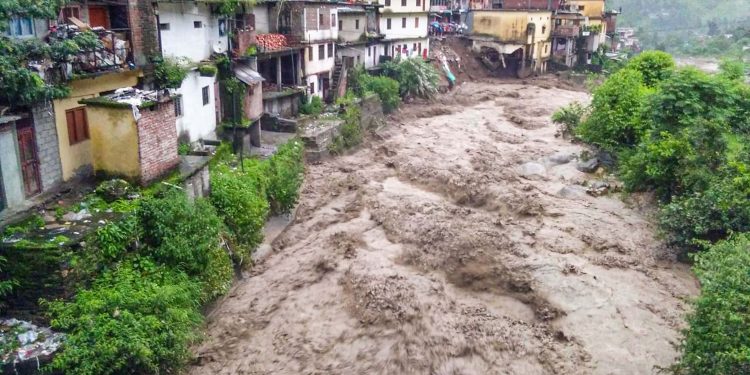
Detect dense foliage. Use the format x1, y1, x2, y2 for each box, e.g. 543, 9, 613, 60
678, 234, 750, 375
153, 56, 189, 89
381, 58, 440, 98
45, 259, 203, 375
300, 95, 324, 116
265, 139, 305, 214
564, 50, 750, 373
349, 65, 401, 113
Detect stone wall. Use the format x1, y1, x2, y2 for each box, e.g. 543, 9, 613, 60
137, 102, 180, 185
31, 103, 63, 192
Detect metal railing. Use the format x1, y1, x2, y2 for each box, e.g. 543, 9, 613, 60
73, 28, 132, 74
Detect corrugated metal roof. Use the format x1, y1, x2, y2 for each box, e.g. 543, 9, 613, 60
234, 63, 265, 85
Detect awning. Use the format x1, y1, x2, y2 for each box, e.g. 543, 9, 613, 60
233, 63, 265, 85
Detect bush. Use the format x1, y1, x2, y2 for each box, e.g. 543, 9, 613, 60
138, 192, 223, 276
382, 58, 439, 98
718, 59, 747, 82
153, 56, 189, 89
576, 68, 651, 152
362, 75, 401, 113
210, 160, 270, 262
329, 103, 363, 155
625, 50, 675, 87
551, 101, 586, 137
300, 95, 324, 116
198, 247, 234, 302
265, 139, 305, 214
678, 234, 750, 375
45, 260, 203, 375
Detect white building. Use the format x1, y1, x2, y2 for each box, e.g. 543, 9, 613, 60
378, 0, 430, 59
300, 3, 339, 100
337, 4, 386, 69
157, 2, 223, 143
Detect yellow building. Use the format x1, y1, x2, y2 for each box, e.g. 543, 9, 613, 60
467, 9, 553, 77
52, 70, 141, 181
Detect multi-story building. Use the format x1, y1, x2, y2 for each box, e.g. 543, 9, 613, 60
337, 4, 386, 69
156, 1, 223, 144
379, 0, 430, 59
466, 9, 552, 76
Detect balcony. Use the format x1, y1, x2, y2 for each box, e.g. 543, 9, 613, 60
552, 25, 580, 38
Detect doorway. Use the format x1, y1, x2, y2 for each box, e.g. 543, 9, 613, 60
87, 6, 109, 29
16, 119, 41, 197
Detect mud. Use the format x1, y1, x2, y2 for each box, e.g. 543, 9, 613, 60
189, 80, 698, 375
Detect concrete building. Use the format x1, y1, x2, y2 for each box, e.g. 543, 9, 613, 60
379, 0, 430, 59
466, 9, 552, 76
156, 1, 222, 143
337, 4, 386, 69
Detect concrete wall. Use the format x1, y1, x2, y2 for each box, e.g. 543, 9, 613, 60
380, 0, 427, 14
380, 14, 429, 40
304, 42, 335, 75
175, 71, 217, 143
53, 70, 141, 181
159, 2, 222, 63
263, 93, 301, 117
303, 7, 338, 42
254, 6, 270, 33
87, 106, 140, 179
244, 82, 264, 121
0, 126, 24, 209
469, 10, 552, 44
31, 104, 63, 191
566, 0, 605, 19
339, 13, 367, 42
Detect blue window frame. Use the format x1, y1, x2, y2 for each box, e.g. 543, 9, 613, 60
8, 17, 34, 37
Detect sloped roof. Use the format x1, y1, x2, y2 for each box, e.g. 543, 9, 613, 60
234, 63, 265, 85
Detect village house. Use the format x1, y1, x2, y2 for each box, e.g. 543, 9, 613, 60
379, 0, 431, 59
155, 0, 223, 144
336, 3, 386, 69
466, 9, 552, 76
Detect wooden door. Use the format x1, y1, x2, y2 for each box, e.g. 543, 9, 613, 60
87, 6, 109, 28
16, 120, 42, 197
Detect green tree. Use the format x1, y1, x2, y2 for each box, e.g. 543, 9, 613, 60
624, 50, 675, 87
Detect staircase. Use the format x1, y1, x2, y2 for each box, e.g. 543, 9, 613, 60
331, 57, 353, 101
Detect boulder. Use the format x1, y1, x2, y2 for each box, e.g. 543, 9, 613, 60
518, 162, 546, 179
576, 158, 599, 173
547, 152, 575, 166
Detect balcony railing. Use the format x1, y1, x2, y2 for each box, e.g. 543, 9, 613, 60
552, 25, 580, 38
73, 29, 132, 74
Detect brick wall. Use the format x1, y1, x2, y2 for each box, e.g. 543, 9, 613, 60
136, 101, 179, 185
31, 103, 63, 191
128, 0, 159, 84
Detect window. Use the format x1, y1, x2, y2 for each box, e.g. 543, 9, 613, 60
7, 17, 33, 37
331, 14, 336, 29
417, 0, 421, 6
368, 46, 372, 56
402, 18, 406, 28
413, 43, 417, 52
544, 44, 548, 53
542, 25, 546, 34
202, 86, 210, 106
65, 107, 89, 145
159, 23, 170, 31
194, 21, 202, 28
174, 95, 183, 117
61, 6, 80, 21
318, 44, 324, 60
338, 20, 342, 31
308, 46, 313, 61
355, 19, 359, 29
387, 18, 391, 30
328, 43, 333, 57
319, 13, 324, 28
418, 42, 422, 54
310, 81, 315, 94
415, 17, 419, 28
385, 0, 391, 6
401, 0, 406, 6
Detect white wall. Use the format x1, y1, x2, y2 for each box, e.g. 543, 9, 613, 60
175, 71, 217, 143
380, 14, 428, 40
254, 6, 270, 33
380, 0, 427, 14
339, 13, 366, 42
303, 42, 336, 76
385, 38, 430, 58
159, 3, 224, 63
305, 73, 332, 99
337, 43, 387, 68
304, 8, 339, 42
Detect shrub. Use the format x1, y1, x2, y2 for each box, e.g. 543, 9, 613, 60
94, 215, 139, 261
153, 56, 189, 89
198, 247, 234, 303
329, 103, 362, 155
718, 59, 747, 82
198, 64, 217, 77
265, 139, 305, 214
210, 160, 270, 262
382, 58, 439, 98
45, 260, 203, 375
138, 192, 223, 275
625, 50, 675, 87
362, 75, 401, 113
576, 68, 651, 152
551, 101, 586, 137
678, 234, 750, 375
300, 95, 324, 116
